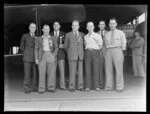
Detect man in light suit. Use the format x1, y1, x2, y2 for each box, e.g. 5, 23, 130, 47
64, 20, 84, 92
35, 24, 58, 93
97, 21, 108, 89
20, 22, 38, 94
51, 21, 66, 90
104, 18, 127, 92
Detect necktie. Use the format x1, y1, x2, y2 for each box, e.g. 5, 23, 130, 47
55, 31, 58, 38
74, 31, 77, 37
101, 31, 104, 39
110, 30, 114, 45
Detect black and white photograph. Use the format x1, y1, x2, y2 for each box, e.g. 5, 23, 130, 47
4, 4, 147, 111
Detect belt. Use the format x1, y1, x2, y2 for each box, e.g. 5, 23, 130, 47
107, 46, 121, 49
86, 48, 99, 51
43, 51, 51, 53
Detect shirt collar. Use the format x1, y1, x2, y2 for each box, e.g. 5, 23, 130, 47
73, 31, 79, 35
54, 30, 59, 34
88, 32, 95, 36
42, 34, 51, 39
30, 32, 35, 36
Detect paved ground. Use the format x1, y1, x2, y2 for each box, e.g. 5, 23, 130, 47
4, 55, 146, 111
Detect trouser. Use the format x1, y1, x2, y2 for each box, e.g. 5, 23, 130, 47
23, 61, 38, 91
99, 49, 105, 88
38, 52, 55, 92
105, 47, 124, 90
85, 49, 100, 89
58, 59, 66, 89
132, 54, 146, 77
68, 59, 84, 89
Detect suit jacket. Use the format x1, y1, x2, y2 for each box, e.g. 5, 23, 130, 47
97, 30, 108, 55
34, 35, 58, 62
20, 33, 37, 62
50, 31, 66, 60
64, 31, 84, 60
50, 31, 65, 45
130, 37, 144, 56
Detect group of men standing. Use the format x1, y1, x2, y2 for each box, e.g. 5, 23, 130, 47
20, 18, 127, 94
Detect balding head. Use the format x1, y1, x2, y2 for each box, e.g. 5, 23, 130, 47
86, 22, 95, 33
72, 20, 80, 32
29, 22, 36, 33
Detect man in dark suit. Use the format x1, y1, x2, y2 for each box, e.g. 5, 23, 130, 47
97, 21, 108, 89
35, 24, 58, 93
20, 22, 38, 94
64, 20, 84, 92
50, 22, 66, 90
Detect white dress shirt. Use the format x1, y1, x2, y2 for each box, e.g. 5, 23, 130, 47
54, 31, 60, 37
84, 32, 103, 49
42, 35, 51, 51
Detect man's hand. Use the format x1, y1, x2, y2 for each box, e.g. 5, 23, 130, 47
59, 44, 64, 48
123, 50, 127, 55
35, 59, 39, 65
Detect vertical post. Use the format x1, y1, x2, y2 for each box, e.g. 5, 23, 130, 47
144, 11, 147, 73
35, 8, 39, 36
38, 18, 41, 36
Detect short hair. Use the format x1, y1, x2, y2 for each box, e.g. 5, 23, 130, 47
99, 20, 105, 25
109, 18, 117, 23
135, 31, 141, 35
43, 24, 50, 29
29, 22, 36, 27
72, 20, 79, 25
87, 21, 94, 26
53, 21, 60, 26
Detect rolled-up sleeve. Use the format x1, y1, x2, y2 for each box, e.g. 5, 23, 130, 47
121, 31, 127, 50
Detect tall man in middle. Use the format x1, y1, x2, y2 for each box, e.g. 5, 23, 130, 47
51, 21, 66, 90
35, 24, 58, 93
84, 22, 103, 91
64, 20, 84, 92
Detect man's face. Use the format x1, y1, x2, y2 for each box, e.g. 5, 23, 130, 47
109, 20, 117, 30
99, 21, 105, 30
135, 32, 140, 37
87, 22, 94, 33
42, 25, 50, 35
53, 22, 60, 31
29, 23, 36, 33
72, 21, 79, 31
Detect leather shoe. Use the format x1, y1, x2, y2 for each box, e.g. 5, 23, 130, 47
24, 90, 31, 94
85, 88, 90, 91
38, 91, 45, 94
116, 90, 123, 93
69, 89, 75, 92
60, 88, 67, 90
48, 90, 55, 93
95, 88, 101, 91
78, 88, 84, 91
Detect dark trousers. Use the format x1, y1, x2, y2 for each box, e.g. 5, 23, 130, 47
23, 61, 38, 91
68, 60, 84, 89
85, 49, 100, 89
99, 50, 105, 88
